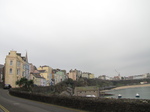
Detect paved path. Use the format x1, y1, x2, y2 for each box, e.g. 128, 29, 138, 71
0, 89, 86, 112
0, 105, 6, 112
0, 109, 4, 112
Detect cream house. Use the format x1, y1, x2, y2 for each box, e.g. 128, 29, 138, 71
4, 51, 29, 88
30, 73, 46, 86
82, 72, 89, 78
37, 65, 52, 86
68, 69, 82, 81
88, 73, 95, 79
82, 72, 95, 79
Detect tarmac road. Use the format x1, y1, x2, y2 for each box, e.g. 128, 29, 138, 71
0, 88, 86, 112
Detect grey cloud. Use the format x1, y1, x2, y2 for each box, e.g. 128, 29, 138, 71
0, 0, 150, 77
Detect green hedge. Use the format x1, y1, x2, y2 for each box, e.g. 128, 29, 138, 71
9, 89, 150, 112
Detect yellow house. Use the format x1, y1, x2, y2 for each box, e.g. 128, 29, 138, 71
68, 70, 77, 81
89, 74, 95, 79
68, 69, 82, 81
4, 51, 29, 88
37, 65, 52, 86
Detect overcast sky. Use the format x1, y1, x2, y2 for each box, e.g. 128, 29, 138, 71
0, 0, 150, 77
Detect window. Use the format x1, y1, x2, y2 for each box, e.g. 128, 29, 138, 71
17, 69, 20, 75
26, 65, 29, 69
22, 71, 25, 77
23, 65, 25, 69
10, 68, 12, 74
10, 60, 13, 65
17, 61, 20, 67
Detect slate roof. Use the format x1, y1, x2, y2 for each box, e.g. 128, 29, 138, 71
32, 74, 45, 79
38, 70, 46, 73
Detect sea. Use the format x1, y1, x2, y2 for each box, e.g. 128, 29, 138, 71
105, 86, 150, 99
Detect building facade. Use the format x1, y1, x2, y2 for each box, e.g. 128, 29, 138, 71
53, 69, 67, 85
37, 65, 52, 86
30, 73, 46, 86
88, 73, 95, 79
82, 72, 90, 79
4, 51, 29, 87
68, 69, 82, 81
74, 86, 99, 97
133, 74, 147, 80
29, 63, 37, 74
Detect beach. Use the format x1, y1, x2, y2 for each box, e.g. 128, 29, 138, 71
102, 84, 150, 92
112, 84, 150, 90
103, 84, 150, 99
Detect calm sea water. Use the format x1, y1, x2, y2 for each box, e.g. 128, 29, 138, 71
105, 86, 150, 99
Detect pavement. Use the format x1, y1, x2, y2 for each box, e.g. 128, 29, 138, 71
0, 109, 4, 112
0, 106, 4, 112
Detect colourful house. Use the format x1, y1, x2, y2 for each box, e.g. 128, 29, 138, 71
53, 69, 67, 84
4, 51, 29, 88
37, 65, 52, 86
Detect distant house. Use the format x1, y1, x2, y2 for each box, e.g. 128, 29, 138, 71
82, 72, 89, 79
30, 73, 46, 86
68, 69, 82, 81
74, 86, 99, 97
124, 76, 133, 80
146, 73, 150, 78
124, 73, 150, 80
113, 75, 122, 80
29, 63, 37, 73
68, 69, 76, 80
98, 75, 107, 80
82, 72, 95, 79
133, 74, 146, 80
88, 74, 94, 79
37, 65, 53, 86
53, 69, 67, 85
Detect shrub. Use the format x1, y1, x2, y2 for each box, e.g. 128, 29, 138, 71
9, 89, 150, 112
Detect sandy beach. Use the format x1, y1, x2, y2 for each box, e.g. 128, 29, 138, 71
112, 84, 150, 90
102, 84, 150, 92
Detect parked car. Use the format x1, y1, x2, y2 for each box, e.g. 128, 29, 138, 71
3, 84, 11, 89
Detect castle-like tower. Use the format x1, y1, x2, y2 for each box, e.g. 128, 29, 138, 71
4, 51, 30, 87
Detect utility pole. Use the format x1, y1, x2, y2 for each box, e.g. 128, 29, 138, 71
115, 69, 120, 76
115, 69, 122, 80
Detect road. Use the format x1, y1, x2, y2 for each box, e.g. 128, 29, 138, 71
0, 89, 86, 112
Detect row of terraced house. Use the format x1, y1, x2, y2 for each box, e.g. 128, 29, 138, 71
0, 51, 95, 88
